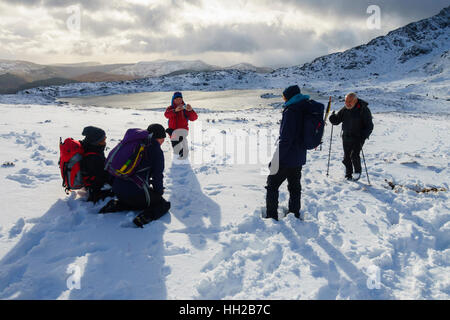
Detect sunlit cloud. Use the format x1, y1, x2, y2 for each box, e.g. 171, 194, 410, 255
0, 0, 447, 67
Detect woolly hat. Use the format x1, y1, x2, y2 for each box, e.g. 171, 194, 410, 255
282, 85, 301, 101
147, 123, 167, 139
171, 91, 184, 106
82, 126, 106, 145
173, 91, 183, 99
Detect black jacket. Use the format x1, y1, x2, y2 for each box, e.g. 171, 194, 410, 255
329, 99, 374, 141
80, 141, 111, 193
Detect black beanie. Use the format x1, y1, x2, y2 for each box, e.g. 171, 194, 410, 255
283, 85, 301, 101
147, 123, 167, 139
82, 126, 106, 145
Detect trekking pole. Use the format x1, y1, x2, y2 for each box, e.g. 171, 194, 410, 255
361, 146, 371, 185
321, 96, 332, 151
326, 124, 334, 176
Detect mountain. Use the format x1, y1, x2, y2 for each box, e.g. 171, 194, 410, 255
72, 72, 136, 83
1, 6, 448, 102
0, 59, 43, 75
280, 6, 449, 81
225, 63, 273, 73
16, 77, 79, 93
0, 59, 272, 92
49, 62, 102, 67
109, 60, 221, 78
0, 73, 28, 94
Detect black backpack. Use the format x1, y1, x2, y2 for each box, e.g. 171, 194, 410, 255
301, 100, 325, 150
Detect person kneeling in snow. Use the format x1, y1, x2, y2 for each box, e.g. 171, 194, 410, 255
164, 91, 198, 159
99, 124, 171, 228
329, 92, 373, 181
80, 126, 114, 203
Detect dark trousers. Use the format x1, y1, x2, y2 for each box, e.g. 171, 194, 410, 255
342, 139, 364, 177
265, 166, 302, 218
117, 188, 170, 221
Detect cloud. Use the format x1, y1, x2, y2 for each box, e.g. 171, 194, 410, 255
116, 22, 319, 55
0, 0, 448, 67
266, 0, 449, 20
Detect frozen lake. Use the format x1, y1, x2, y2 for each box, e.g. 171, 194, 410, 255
58, 89, 322, 111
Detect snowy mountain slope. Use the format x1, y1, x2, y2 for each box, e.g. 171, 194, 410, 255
0, 102, 448, 299
279, 6, 450, 81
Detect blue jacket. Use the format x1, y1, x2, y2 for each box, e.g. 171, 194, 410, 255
112, 137, 165, 199
278, 93, 309, 168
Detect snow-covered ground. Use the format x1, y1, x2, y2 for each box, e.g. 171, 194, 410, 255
0, 99, 448, 299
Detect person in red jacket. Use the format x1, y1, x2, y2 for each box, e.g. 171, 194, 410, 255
164, 91, 198, 157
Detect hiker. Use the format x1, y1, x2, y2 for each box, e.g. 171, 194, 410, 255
329, 92, 374, 181
265, 85, 309, 221
164, 91, 198, 158
79, 126, 114, 203
99, 124, 171, 228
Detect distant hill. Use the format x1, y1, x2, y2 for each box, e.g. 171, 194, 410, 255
0, 58, 274, 93
72, 72, 136, 82
225, 63, 273, 73
0, 73, 28, 94
109, 60, 222, 78
49, 62, 102, 67
16, 77, 79, 93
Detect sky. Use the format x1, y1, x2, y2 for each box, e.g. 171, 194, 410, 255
0, 0, 449, 68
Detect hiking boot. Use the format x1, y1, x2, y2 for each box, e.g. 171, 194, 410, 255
133, 212, 152, 228
290, 212, 301, 219
99, 199, 129, 214
263, 212, 279, 221
352, 173, 361, 181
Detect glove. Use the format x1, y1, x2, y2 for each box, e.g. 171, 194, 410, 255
329, 111, 337, 124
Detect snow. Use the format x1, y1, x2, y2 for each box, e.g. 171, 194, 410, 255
0, 99, 448, 300
0, 6, 449, 300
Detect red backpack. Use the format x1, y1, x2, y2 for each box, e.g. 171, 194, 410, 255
59, 138, 98, 193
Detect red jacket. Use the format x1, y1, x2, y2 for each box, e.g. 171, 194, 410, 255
164, 105, 198, 131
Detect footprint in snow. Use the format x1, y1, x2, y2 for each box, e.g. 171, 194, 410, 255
6, 168, 59, 188
8, 218, 26, 239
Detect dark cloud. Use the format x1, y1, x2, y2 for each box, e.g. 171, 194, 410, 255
117, 22, 317, 55
1, 0, 448, 66
267, 0, 450, 23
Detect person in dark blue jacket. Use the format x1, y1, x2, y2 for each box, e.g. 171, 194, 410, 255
265, 85, 308, 221
99, 124, 170, 227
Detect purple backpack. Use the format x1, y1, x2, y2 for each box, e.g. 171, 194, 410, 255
105, 128, 153, 187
